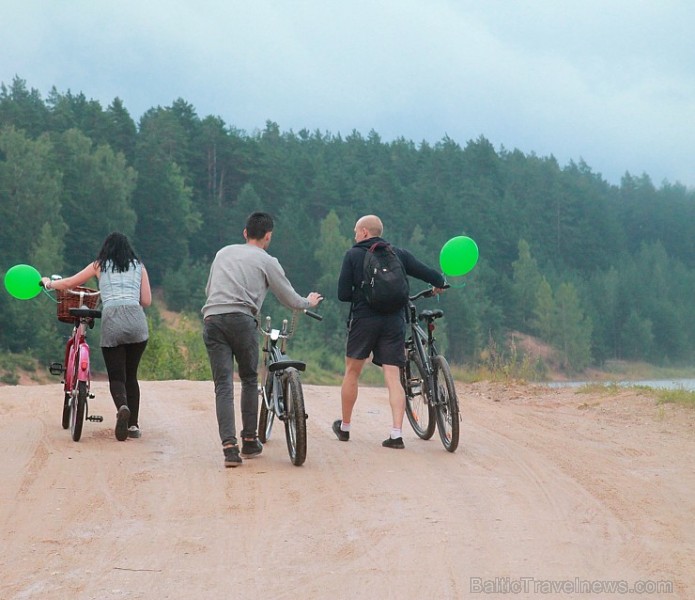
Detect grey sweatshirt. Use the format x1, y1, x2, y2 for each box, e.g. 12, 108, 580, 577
202, 243, 311, 319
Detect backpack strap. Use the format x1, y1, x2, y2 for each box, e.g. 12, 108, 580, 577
368, 241, 391, 253
350, 243, 381, 326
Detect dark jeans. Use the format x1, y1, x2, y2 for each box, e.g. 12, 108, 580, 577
101, 340, 148, 427
203, 313, 259, 447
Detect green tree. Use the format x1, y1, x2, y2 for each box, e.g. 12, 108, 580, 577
532, 278, 555, 341
105, 97, 137, 163
511, 239, 543, 330
46, 88, 110, 146
308, 210, 352, 358
54, 129, 137, 271
0, 77, 50, 136
0, 127, 63, 267
585, 266, 622, 363
132, 109, 202, 283
162, 258, 209, 313
31, 221, 67, 277
620, 310, 654, 360
553, 282, 592, 372
133, 159, 199, 283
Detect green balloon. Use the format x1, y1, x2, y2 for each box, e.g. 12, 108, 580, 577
439, 236, 479, 277
3, 264, 42, 300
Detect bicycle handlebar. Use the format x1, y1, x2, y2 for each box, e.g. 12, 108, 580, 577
39, 278, 101, 297
63, 288, 101, 297
262, 308, 323, 338
409, 283, 450, 302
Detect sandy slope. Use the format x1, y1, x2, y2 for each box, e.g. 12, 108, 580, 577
1, 379, 693, 599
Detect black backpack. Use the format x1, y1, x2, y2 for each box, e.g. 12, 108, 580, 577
360, 242, 409, 313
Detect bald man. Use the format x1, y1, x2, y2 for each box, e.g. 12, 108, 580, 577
335, 214, 446, 449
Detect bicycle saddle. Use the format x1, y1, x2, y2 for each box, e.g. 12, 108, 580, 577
418, 309, 444, 321
268, 359, 307, 373
69, 308, 103, 320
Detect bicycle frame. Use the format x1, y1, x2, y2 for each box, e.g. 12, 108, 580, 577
63, 319, 92, 387
404, 291, 443, 401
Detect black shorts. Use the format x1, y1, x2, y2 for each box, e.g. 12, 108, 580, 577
345, 313, 406, 367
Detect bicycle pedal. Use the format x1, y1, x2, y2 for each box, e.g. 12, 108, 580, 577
87, 415, 103, 422
49, 362, 64, 376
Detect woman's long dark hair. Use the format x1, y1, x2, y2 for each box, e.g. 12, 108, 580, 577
95, 232, 140, 273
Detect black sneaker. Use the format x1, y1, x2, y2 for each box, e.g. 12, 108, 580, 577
128, 426, 141, 439
241, 438, 263, 458
115, 405, 130, 441
332, 419, 349, 442
382, 436, 405, 449
223, 445, 242, 468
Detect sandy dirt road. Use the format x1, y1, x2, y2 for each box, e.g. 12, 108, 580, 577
1, 379, 694, 599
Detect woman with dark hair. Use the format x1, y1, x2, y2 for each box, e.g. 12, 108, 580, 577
41, 232, 151, 441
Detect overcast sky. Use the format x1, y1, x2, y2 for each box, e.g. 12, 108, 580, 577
2, 0, 694, 188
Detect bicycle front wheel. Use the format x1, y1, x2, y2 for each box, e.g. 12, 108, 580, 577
433, 355, 459, 452
70, 380, 87, 442
402, 351, 435, 440
283, 369, 307, 466
61, 392, 70, 429
258, 378, 275, 443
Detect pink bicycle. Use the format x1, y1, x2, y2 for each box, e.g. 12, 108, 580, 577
44, 281, 103, 441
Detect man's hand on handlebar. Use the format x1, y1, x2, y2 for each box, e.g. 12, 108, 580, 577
307, 292, 323, 307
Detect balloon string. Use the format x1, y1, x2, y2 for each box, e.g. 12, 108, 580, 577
42, 288, 59, 303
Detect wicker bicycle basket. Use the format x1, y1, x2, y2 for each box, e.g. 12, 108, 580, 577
56, 286, 100, 323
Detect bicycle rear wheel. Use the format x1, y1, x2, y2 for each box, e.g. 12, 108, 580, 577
283, 369, 307, 466
258, 378, 275, 443
433, 355, 459, 452
402, 351, 435, 440
70, 380, 87, 442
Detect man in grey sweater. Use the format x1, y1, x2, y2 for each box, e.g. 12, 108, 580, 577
202, 212, 323, 468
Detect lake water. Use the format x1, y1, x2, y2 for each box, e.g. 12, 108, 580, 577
545, 379, 695, 391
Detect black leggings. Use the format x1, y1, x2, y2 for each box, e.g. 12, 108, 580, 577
102, 341, 148, 427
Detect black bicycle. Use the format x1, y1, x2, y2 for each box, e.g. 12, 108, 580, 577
258, 309, 322, 466
400, 285, 460, 452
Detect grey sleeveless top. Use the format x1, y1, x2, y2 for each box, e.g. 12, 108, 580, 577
99, 261, 149, 347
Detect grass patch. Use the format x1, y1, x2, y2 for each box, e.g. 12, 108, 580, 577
655, 387, 695, 407
139, 313, 211, 381
0, 351, 44, 385
474, 335, 550, 383
573, 381, 695, 409
575, 382, 622, 395
600, 360, 695, 381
